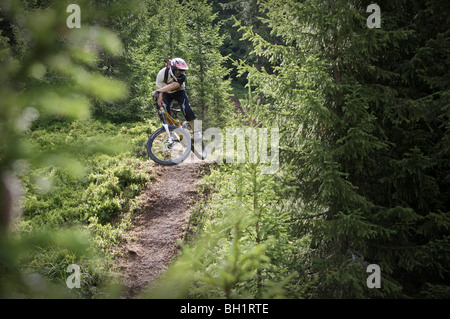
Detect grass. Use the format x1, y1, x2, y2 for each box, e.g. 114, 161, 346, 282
2, 118, 160, 298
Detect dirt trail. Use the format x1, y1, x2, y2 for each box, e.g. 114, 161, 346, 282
118, 156, 204, 298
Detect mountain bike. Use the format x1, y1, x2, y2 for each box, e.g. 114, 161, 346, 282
146, 102, 206, 165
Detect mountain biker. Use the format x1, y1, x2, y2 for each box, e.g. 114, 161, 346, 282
153, 58, 202, 141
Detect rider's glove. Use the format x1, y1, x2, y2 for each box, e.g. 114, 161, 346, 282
152, 90, 160, 102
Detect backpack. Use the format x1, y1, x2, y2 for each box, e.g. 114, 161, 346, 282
163, 59, 171, 84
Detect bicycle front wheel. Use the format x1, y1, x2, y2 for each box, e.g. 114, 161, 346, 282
146, 126, 191, 165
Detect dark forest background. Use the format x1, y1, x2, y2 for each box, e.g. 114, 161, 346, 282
0, 0, 449, 298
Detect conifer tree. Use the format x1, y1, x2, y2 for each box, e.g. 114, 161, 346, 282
0, 0, 129, 297
93, 0, 156, 122
184, 0, 234, 128
152, 0, 188, 59
238, 0, 450, 298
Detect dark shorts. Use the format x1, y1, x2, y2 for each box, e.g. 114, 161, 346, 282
162, 90, 196, 122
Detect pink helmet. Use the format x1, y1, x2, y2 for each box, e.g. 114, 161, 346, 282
170, 58, 189, 72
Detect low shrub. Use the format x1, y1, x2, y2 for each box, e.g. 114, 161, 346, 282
9, 119, 158, 297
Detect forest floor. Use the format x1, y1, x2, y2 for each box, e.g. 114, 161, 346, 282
117, 154, 205, 298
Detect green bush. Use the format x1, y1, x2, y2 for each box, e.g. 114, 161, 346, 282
8, 119, 157, 297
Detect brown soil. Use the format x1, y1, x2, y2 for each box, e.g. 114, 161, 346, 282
118, 155, 205, 298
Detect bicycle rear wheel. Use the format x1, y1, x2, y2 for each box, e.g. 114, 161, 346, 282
192, 140, 207, 160
182, 121, 207, 160
146, 126, 191, 165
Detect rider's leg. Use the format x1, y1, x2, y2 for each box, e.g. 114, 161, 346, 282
189, 120, 202, 141
175, 91, 202, 141
162, 92, 174, 115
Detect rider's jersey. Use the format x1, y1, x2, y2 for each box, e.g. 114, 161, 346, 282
156, 67, 186, 93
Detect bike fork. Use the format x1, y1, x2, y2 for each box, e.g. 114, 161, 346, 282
162, 124, 172, 143
159, 110, 173, 143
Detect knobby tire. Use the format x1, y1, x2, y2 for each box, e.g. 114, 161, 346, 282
146, 126, 191, 166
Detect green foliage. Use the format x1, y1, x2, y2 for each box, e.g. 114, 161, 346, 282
4, 119, 156, 297
147, 211, 269, 298
144, 87, 301, 299
93, 0, 159, 122
0, 0, 238, 298
237, 0, 450, 298
21, 119, 156, 227
0, 227, 120, 298
93, 0, 235, 126
0, 0, 138, 297
0, 0, 129, 220
2, 0, 447, 300
212, 0, 275, 87
183, 0, 235, 128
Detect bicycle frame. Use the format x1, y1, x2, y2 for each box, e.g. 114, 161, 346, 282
156, 104, 185, 143
147, 103, 206, 164
157, 104, 182, 127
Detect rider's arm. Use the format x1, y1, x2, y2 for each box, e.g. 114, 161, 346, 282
159, 81, 180, 93
155, 82, 181, 105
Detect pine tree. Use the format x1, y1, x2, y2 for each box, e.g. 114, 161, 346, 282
151, 0, 188, 59
0, 0, 129, 297
238, 0, 450, 298
184, 0, 234, 128
93, 0, 156, 122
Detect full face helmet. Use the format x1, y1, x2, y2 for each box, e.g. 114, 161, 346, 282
169, 58, 189, 79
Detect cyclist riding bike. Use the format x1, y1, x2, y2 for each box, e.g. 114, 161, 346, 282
153, 58, 202, 141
